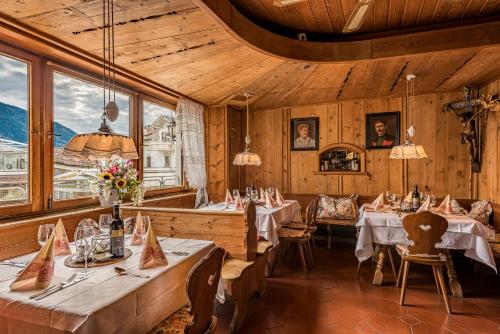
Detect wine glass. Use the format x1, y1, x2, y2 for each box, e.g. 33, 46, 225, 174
429, 194, 437, 208
37, 224, 55, 248
98, 214, 112, 234
245, 186, 252, 198
385, 191, 393, 206
232, 189, 239, 200
267, 187, 275, 198
74, 226, 96, 277
391, 194, 401, 209
250, 189, 258, 202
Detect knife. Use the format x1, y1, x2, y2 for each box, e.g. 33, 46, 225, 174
164, 251, 189, 256
34, 275, 88, 300
0, 260, 28, 268
30, 273, 77, 299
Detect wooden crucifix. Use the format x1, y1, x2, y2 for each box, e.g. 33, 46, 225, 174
443, 85, 499, 173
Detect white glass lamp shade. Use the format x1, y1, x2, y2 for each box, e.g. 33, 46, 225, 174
62, 132, 139, 161
389, 143, 427, 160
233, 149, 262, 166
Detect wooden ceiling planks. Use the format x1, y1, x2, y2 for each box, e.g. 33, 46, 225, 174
0, 0, 500, 110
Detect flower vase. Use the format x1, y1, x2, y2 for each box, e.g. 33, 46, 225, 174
99, 188, 119, 208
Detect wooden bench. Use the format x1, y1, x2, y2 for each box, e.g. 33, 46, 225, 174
121, 201, 260, 333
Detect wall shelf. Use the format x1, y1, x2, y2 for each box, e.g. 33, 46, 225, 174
316, 143, 366, 175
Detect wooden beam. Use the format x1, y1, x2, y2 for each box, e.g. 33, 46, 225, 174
192, 0, 500, 63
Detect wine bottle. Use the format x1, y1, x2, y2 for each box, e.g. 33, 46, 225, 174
412, 185, 420, 212
110, 204, 125, 258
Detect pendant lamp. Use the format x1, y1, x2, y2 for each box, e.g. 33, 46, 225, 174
63, 0, 138, 161
390, 74, 427, 160
233, 94, 261, 166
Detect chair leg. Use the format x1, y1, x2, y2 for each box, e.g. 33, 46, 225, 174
396, 259, 403, 288
297, 243, 309, 279
435, 265, 452, 314
399, 260, 410, 305
432, 266, 441, 295
305, 239, 314, 269
311, 234, 318, 256
387, 247, 397, 279
356, 261, 362, 276
326, 225, 332, 249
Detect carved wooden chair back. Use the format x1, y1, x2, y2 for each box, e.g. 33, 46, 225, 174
310, 196, 320, 228
402, 211, 448, 256
304, 199, 315, 228
185, 246, 225, 334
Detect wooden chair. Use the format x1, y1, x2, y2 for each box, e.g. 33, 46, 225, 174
283, 196, 319, 254
149, 247, 225, 334
277, 199, 316, 278
396, 211, 452, 314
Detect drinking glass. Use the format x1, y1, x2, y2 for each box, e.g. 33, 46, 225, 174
385, 191, 392, 206
429, 195, 437, 208
232, 189, 239, 200
74, 226, 96, 277
37, 224, 55, 248
391, 194, 401, 209
245, 186, 252, 198
250, 189, 258, 202
267, 187, 275, 197
98, 214, 113, 234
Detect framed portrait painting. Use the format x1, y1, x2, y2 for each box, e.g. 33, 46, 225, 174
365, 112, 400, 150
290, 117, 319, 151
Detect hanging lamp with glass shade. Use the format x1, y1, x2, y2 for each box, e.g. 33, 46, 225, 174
233, 93, 262, 166
390, 74, 427, 160
63, 0, 138, 161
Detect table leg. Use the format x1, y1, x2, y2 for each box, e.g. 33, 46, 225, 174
444, 250, 463, 298
373, 245, 387, 285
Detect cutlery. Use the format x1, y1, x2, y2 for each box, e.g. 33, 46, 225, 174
0, 260, 28, 268
30, 273, 77, 299
33, 275, 88, 300
114, 267, 150, 278
164, 250, 189, 256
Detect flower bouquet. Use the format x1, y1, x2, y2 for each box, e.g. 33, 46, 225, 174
90, 160, 146, 207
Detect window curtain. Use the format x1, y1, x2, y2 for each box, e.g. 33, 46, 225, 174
176, 97, 208, 208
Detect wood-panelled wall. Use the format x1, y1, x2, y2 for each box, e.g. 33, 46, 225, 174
479, 80, 500, 203
242, 91, 479, 198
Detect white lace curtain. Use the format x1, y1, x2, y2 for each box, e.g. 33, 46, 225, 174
176, 97, 208, 208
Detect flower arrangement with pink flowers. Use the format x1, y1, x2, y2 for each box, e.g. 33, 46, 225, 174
90, 160, 145, 206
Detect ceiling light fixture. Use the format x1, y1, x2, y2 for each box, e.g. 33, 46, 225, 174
233, 93, 262, 166
63, 0, 138, 161
342, 0, 375, 33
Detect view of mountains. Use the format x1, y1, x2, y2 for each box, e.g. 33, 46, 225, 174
0, 101, 76, 147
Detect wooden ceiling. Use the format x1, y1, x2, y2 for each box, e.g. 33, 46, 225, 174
232, 0, 500, 38
1, 0, 500, 110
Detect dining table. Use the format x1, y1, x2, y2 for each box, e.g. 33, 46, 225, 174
355, 205, 496, 297
0, 237, 216, 334
201, 200, 302, 246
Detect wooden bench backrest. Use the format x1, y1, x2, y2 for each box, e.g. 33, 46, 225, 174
122, 202, 257, 262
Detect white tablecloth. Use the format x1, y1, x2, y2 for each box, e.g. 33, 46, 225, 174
0, 238, 215, 334
202, 200, 302, 245
355, 208, 497, 271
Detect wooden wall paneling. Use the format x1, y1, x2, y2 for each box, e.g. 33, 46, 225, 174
227, 106, 244, 191
207, 105, 227, 202
281, 107, 291, 193
479, 79, 500, 203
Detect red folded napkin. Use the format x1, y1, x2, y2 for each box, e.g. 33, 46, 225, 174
131, 212, 147, 246
138, 225, 168, 269
234, 193, 244, 211
10, 231, 55, 291
225, 189, 234, 205
275, 188, 285, 205
259, 188, 265, 201
264, 191, 275, 209
54, 219, 71, 256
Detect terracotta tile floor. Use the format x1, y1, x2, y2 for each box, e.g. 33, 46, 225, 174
215, 243, 500, 334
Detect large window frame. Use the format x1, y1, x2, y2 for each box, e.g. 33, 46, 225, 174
0, 37, 186, 219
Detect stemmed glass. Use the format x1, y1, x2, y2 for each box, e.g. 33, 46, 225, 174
429, 195, 437, 209
37, 224, 55, 248
391, 194, 401, 210
267, 187, 275, 198
245, 187, 252, 198
250, 189, 259, 202
74, 226, 96, 278
98, 214, 113, 235
385, 191, 393, 206
232, 189, 239, 200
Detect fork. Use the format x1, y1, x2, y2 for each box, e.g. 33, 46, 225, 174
29, 273, 77, 299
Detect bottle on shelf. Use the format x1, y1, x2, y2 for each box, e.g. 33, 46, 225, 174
110, 204, 125, 258
412, 185, 420, 212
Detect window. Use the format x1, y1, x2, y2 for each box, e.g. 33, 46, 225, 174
0, 53, 29, 205
52, 72, 131, 200
142, 100, 181, 189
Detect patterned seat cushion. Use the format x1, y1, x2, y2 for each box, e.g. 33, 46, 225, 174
149, 305, 191, 334
467, 200, 493, 227
278, 227, 308, 239
316, 194, 358, 220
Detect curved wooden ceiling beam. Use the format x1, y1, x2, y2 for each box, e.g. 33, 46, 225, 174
192, 0, 500, 63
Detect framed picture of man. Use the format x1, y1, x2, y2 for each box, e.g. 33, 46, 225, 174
365, 112, 400, 150
290, 117, 319, 151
